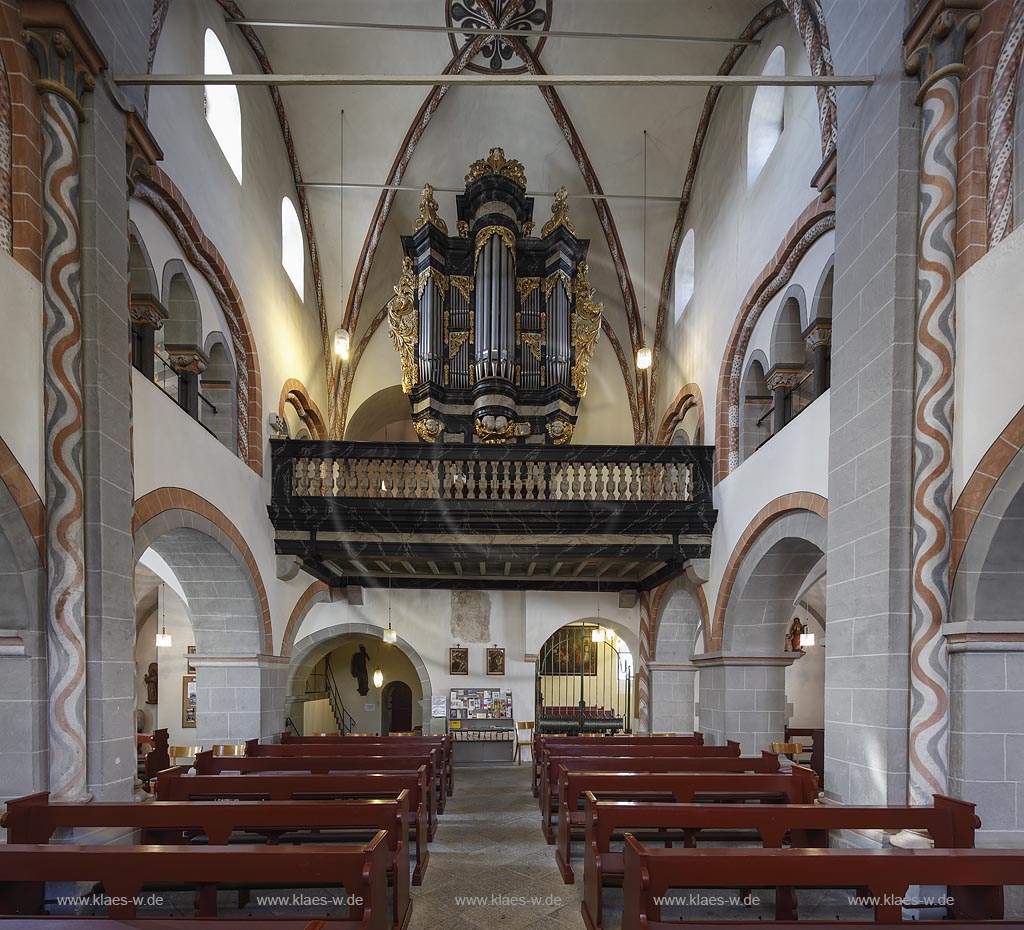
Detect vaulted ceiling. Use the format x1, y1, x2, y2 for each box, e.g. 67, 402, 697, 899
180, 1, 818, 442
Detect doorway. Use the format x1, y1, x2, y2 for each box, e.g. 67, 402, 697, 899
382, 680, 414, 733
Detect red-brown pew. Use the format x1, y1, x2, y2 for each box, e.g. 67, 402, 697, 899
1, 791, 411, 930
531, 733, 704, 795
582, 792, 981, 928
556, 767, 818, 881
621, 836, 1024, 926
541, 751, 780, 843
191, 754, 437, 840
280, 735, 453, 798
155, 769, 430, 884
0, 833, 389, 926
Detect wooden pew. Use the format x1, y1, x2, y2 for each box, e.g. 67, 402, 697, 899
582, 793, 981, 929
556, 767, 818, 881
784, 726, 824, 783
2, 792, 412, 930
141, 729, 170, 782
538, 742, 745, 820
531, 733, 704, 796
0, 833, 389, 926
281, 735, 454, 798
0, 921, 354, 929
541, 752, 781, 843
192, 754, 437, 840
155, 769, 430, 884
620, 837, 1024, 926
249, 742, 447, 814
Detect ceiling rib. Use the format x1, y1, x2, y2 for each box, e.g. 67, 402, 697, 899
226, 19, 763, 47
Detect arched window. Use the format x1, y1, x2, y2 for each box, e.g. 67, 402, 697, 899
747, 46, 786, 187
204, 29, 242, 182
281, 197, 304, 299
674, 229, 695, 321
741, 354, 771, 461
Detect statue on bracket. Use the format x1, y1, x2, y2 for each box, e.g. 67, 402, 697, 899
351, 644, 371, 696
144, 661, 159, 705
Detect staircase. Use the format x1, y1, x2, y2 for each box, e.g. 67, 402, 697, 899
321, 657, 356, 735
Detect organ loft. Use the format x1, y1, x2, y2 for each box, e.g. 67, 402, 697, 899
388, 149, 603, 445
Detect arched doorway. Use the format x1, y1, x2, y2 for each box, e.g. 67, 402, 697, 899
535, 622, 633, 734
382, 680, 414, 734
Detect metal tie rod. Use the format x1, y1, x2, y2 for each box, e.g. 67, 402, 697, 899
228, 18, 762, 47
117, 73, 873, 88
298, 180, 683, 204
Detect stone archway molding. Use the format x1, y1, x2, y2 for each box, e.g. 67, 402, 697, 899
132, 487, 272, 654
710, 492, 828, 650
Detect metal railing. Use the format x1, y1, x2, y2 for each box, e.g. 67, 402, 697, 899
273, 440, 713, 505
324, 658, 357, 735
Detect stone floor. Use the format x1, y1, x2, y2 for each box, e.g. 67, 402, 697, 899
408, 763, 584, 930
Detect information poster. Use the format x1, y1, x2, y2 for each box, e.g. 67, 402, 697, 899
431, 694, 447, 718
448, 687, 513, 719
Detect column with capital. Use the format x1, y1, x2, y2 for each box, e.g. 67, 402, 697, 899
22, 11, 105, 801
903, 1, 981, 806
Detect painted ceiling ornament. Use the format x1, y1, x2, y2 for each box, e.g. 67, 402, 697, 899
388, 257, 419, 393
465, 147, 528, 189
413, 182, 448, 235
541, 186, 576, 237
446, 0, 552, 74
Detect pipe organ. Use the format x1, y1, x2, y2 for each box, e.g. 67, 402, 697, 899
388, 149, 603, 445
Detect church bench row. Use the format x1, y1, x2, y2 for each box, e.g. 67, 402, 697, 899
0, 834, 390, 926
537, 742, 750, 833
581, 792, 981, 929
539, 751, 781, 843
154, 769, 431, 883
190, 755, 438, 839
783, 726, 824, 782
278, 735, 454, 798
0, 921, 350, 929
248, 741, 448, 813
619, 838, 1024, 926
530, 733, 705, 796
1, 791, 412, 930
555, 767, 819, 881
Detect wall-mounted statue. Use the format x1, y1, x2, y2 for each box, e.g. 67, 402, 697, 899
785, 618, 807, 653
351, 644, 371, 696
144, 661, 159, 704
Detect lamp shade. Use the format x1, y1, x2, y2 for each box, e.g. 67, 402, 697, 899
383, 625, 397, 644
799, 632, 815, 648
372, 668, 384, 688
155, 630, 172, 648
591, 628, 605, 643
334, 327, 351, 359
636, 346, 653, 370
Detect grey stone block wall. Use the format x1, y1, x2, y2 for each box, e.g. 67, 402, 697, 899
950, 648, 1024, 843
697, 662, 788, 753
821, 0, 920, 805
195, 662, 288, 745
650, 668, 696, 734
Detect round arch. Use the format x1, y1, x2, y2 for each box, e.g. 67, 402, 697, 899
769, 284, 807, 369
279, 378, 327, 440
288, 622, 433, 710
133, 488, 272, 654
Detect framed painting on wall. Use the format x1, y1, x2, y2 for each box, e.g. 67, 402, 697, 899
486, 647, 505, 676
182, 675, 197, 728
449, 646, 469, 675
186, 645, 197, 675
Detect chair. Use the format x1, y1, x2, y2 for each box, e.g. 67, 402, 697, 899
168, 745, 204, 767
513, 721, 534, 765
212, 743, 246, 757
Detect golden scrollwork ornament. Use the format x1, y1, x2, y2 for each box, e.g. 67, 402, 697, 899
474, 415, 517, 444
388, 257, 419, 393
413, 182, 448, 235
570, 261, 603, 398
413, 416, 445, 443
465, 147, 528, 189
541, 186, 576, 237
